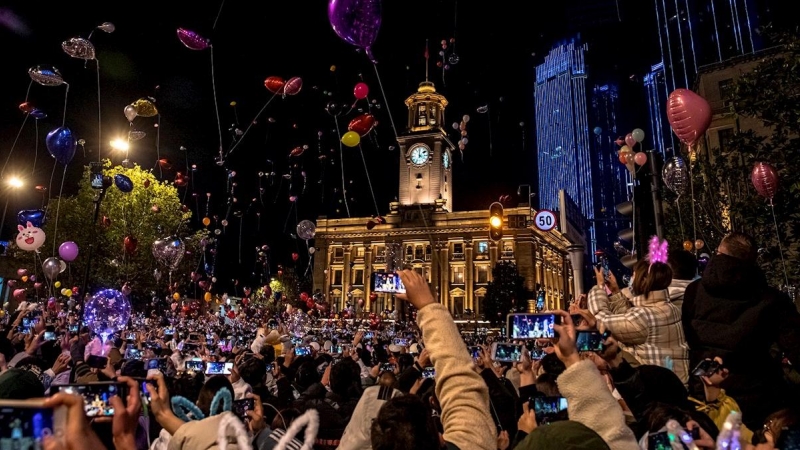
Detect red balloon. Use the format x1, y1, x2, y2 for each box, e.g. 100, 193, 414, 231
123, 235, 138, 254
264, 76, 285, 95
19, 102, 35, 114
354, 82, 369, 100
299, 292, 309, 302
666, 88, 712, 146
751, 162, 779, 200
625, 133, 636, 148
291, 252, 299, 262
282, 77, 303, 96
13, 289, 25, 301
348, 114, 376, 136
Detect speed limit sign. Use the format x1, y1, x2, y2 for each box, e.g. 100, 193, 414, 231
534, 210, 557, 232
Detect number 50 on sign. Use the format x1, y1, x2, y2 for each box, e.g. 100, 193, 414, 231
534, 210, 557, 232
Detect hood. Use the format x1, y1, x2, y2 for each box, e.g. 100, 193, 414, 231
264, 330, 281, 345
701, 253, 767, 298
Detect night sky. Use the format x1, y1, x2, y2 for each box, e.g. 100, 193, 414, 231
0, 0, 790, 288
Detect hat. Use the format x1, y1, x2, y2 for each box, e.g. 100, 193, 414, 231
323, 340, 333, 351
0, 368, 45, 400
516, 420, 610, 449
309, 342, 320, 352
388, 344, 403, 353
408, 343, 421, 354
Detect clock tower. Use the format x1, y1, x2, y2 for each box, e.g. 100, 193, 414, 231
397, 81, 455, 210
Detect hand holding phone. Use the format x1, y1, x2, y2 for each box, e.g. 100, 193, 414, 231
0, 399, 67, 447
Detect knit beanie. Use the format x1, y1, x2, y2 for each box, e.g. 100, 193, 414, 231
0, 368, 45, 399
517, 421, 611, 450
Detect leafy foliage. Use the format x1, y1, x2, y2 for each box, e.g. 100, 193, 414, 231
663, 29, 800, 287
482, 261, 527, 324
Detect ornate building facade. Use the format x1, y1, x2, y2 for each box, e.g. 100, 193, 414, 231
312, 80, 574, 316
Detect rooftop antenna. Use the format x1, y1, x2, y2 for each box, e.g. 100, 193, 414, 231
424, 39, 430, 82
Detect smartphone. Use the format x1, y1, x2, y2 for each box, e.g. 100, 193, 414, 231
124, 348, 142, 360
184, 360, 204, 371
57, 382, 126, 417
392, 338, 409, 347
146, 358, 167, 372
205, 362, 234, 375
647, 430, 672, 450
380, 362, 395, 373
507, 313, 560, 340
529, 347, 547, 360
89, 161, 104, 189
0, 399, 67, 447
371, 272, 406, 294
422, 367, 436, 379
294, 346, 311, 357
68, 324, 79, 333
87, 355, 108, 369
491, 342, 523, 363
43, 331, 57, 341
126, 332, 136, 341
22, 317, 39, 329
232, 398, 254, 422
290, 336, 304, 345
576, 331, 605, 353
330, 345, 343, 354
363, 331, 374, 339
132, 378, 156, 402
164, 328, 175, 336
531, 396, 568, 424
692, 359, 721, 378
468, 346, 482, 359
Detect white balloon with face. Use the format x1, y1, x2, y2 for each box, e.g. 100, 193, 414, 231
16, 221, 46, 251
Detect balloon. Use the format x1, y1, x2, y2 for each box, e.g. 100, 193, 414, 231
128, 130, 146, 141
59, 259, 67, 273
42, 257, 61, 281
264, 76, 285, 95
18, 209, 45, 228
308, 247, 316, 255
354, 82, 369, 99
593, 127, 602, 135
296, 220, 317, 240
683, 241, 693, 252
124, 105, 137, 122
176, 28, 210, 50
325, 101, 342, 116
16, 222, 45, 252
132, 98, 158, 117
152, 236, 186, 270
46, 127, 77, 165
341, 131, 360, 147
348, 114, 376, 136
61, 37, 96, 60
625, 133, 636, 148
634, 152, 647, 165
13, 289, 26, 301
30, 109, 47, 120
666, 88, 712, 146
123, 235, 138, 254
632, 128, 645, 143
202, 217, 211, 227
83, 289, 132, 336
751, 162, 779, 200
328, 0, 382, 62
97, 22, 115, 33
19, 102, 35, 114
114, 174, 134, 193
58, 241, 79, 262
292, 252, 299, 262
28, 65, 65, 86
283, 77, 303, 96
662, 156, 689, 196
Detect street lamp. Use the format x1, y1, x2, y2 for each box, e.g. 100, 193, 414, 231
1, 176, 24, 240
110, 138, 129, 152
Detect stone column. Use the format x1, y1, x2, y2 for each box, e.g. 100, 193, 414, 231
313, 238, 329, 294
364, 243, 373, 312
464, 238, 474, 311
342, 244, 352, 311
567, 244, 585, 300
430, 240, 440, 301
440, 244, 450, 311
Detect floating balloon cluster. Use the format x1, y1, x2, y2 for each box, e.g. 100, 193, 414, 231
452, 114, 470, 154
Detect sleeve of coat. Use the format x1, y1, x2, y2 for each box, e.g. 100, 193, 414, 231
417, 303, 496, 450
557, 360, 640, 450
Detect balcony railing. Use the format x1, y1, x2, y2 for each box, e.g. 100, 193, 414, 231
501, 250, 514, 259
374, 255, 386, 263
451, 252, 465, 261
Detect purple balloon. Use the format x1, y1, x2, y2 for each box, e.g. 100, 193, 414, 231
59, 241, 79, 262
328, 0, 382, 62
176, 28, 209, 50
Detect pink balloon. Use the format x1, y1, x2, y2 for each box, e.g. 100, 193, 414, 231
625, 133, 636, 148
282, 77, 303, 96
751, 162, 779, 200
16, 269, 28, 277
13, 289, 25, 300
176, 28, 209, 51
666, 88, 712, 146
634, 152, 648, 165
354, 82, 369, 100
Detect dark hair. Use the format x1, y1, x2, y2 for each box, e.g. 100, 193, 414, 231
196, 375, 234, 417
541, 353, 566, 377
294, 361, 321, 391
120, 359, 147, 378
236, 353, 267, 387
643, 402, 719, 440
371, 395, 441, 450
753, 409, 800, 446
720, 232, 757, 262
330, 359, 362, 398
260, 344, 275, 364
272, 407, 302, 431
668, 250, 697, 281
535, 372, 560, 397
397, 354, 414, 372
632, 260, 672, 297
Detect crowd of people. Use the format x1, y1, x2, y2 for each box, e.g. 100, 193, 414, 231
0, 231, 799, 450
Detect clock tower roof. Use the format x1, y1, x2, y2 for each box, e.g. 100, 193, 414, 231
404, 81, 448, 133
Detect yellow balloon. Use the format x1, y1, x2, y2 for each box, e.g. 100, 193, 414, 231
202, 217, 211, 227
173, 292, 180, 300
330, 65, 337, 72
204, 292, 212, 302
132, 98, 158, 117
61, 289, 67, 296
0, 311, 5, 318
341, 131, 360, 148
54, 281, 61, 288
21, 276, 28, 283
64, 289, 73, 297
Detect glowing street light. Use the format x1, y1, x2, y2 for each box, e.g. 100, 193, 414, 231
7, 176, 23, 188
1, 175, 24, 240
110, 138, 130, 152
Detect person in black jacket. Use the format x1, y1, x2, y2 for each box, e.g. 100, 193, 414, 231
681, 232, 800, 430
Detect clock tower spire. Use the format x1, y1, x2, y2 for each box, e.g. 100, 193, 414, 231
397, 80, 455, 210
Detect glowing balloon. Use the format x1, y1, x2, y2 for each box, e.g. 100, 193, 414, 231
97, 22, 115, 33
666, 89, 712, 146
634, 152, 647, 165
83, 289, 131, 336
42, 257, 61, 281
61, 37, 96, 60
16, 222, 45, 252
341, 131, 360, 147
18, 209, 45, 228
625, 133, 636, 148
176, 28, 209, 50
283, 77, 303, 96
348, 114, 376, 136
114, 174, 134, 193
124, 105, 137, 122
662, 156, 689, 196
751, 162, 779, 201
593, 127, 602, 135
152, 236, 185, 270
296, 220, 317, 240
328, 0, 382, 62
264, 76, 285, 95
28, 65, 65, 86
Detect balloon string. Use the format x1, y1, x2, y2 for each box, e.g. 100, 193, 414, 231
238, 216, 243, 265
358, 144, 380, 217
676, 196, 685, 239
213, 0, 226, 30
1, 113, 30, 179
47, 162, 57, 205
333, 116, 351, 218
62, 83, 70, 128
24, 80, 33, 103
371, 63, 399, 144
770, 201, 790, 286
32, 119, 39, 175
96, 60, 102, 163
210, 46, 223, 159
227, 92, 279, 158
156, 115, 162, 178
51, 165, 68, 255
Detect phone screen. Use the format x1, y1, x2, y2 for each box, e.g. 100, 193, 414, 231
692, 360, 720, 378
529, 347, 547, 360
89, 162, 104, 189
380, 363, 395, 373
58, 383, 125, 417
205, 362, 233, 375
532, 396, 568, 424
422, 367, 436, 379
392, 338, 409, 347
184, 360, 204, 371
508, 313, 559, 339
294, 346, 311, 357
576, 331, 605, 353
68, 324, 79, 333
43, 331, 57, 342
647, 431, 672, 450
22, 318, 39, 329
232, 398, 254, 421
124, 348, 141, 360
147, 358, 167, 371
0, 405, 55, 446
468, 346, 481, 359
371, 272, 406, 294
492, 343, 523, 362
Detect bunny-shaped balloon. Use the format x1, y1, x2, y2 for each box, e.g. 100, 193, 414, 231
16, 221, 46, 252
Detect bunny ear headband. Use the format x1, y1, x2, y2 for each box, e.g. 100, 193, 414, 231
648, 236, 669, 272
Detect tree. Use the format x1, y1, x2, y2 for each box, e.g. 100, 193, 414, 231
10, 162, 205, 300
482, 261, 528, 325
663, 28, 800, 288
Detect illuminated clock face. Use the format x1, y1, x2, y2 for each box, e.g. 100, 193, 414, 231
409, 145, 430, 166
442, 151, 450, 169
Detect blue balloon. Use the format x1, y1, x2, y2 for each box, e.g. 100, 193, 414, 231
114, 174, 134, 193
30, 109, 47, 120
593, 127, 602, 135
45, 126, 77, 165
18, 209, 46, 228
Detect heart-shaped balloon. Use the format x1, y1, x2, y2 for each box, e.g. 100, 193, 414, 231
176, 28, 209, 50
328, 0, 382, 62
348, 114, 376, 136
62, 37, 96, 60
666, 88, 712, 146
46, 127, 77, 165
264, 76, 285, 95
18, 209, 45, 228
28, 65, 65, 86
